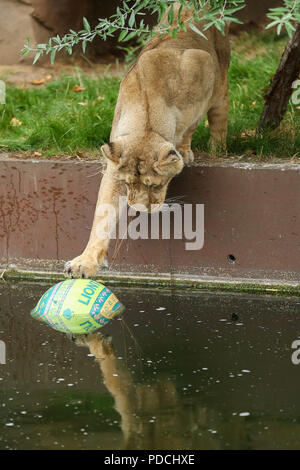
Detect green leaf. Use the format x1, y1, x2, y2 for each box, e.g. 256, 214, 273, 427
268, 7, 287, 13
277, 22, 283, 35
189, 22, 207, 39
21, 48, 30, 57
178, 4, 183, 22
33, 51, 42, 65
129, 10, 135, 28
215, 20, 226, 35
266, 20, 280, 30
118, 29, 128, 42
83, 17, 91, 32
89, 33, 97, 42
285, 21, 295, 38
180, 21, 187, 32
107, 26, 119, 34
119, 15, 125, 28
224, 17, 243, 25
123, 30, 137, 42
135, 0, 148, 14
224, 5, 246, 15
171, 28, 178, 40
50, 49, 56, 64
157, 1, 168, 20
168, 4, 174, 25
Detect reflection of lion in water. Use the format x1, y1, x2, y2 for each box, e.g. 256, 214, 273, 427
74, 332, 245, 450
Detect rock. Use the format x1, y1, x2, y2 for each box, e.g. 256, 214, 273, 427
0, 0, 49, 65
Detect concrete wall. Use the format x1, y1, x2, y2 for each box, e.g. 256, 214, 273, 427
0, 1, 38, 65
0, 157, 299, 286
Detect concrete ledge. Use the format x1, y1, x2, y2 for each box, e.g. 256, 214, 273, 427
2, 267, 299, 296
0, 156, 299, 288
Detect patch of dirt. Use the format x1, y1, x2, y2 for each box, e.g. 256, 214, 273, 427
0, 150, 100, 162
0, 60, 127, 88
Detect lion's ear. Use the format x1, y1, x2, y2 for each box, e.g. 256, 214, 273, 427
101, 141, 123, 164
154, 144, 184, 176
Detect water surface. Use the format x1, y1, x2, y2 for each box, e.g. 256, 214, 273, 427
0, 282, 299, 450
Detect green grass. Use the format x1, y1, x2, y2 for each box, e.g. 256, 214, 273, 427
0, 32, 299, 159
0, 73, 120, 156
193, 32, 300, 158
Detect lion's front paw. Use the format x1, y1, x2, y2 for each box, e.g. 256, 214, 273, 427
64, 252, 105, 279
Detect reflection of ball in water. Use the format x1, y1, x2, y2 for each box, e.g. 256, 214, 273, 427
31, 279, 125, 334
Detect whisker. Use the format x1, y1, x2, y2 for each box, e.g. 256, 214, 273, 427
120, 318, 128, 367
163, 201, 185, 209
87, 169, 104, 178
165, 200, 185, 205
108, 226, 127, 271
87, 164, 106, 178
165, 195, 186, 203
120, 317, 144, 356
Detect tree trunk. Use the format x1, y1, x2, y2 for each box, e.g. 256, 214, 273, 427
258, 23, 300, 132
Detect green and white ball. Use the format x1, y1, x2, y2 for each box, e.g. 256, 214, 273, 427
31, 279, 125, 335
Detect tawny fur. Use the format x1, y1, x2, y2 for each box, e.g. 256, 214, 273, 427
65, 3, 230, 278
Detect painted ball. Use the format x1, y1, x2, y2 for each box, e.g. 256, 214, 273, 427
31, 279, 125, 334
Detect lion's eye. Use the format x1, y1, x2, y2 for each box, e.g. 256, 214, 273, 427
151, 184, 162, 190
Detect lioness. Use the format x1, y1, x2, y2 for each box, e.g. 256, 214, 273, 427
65, 3, 230, 278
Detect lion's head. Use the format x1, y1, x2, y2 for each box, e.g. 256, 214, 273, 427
101, 134, 184, 212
